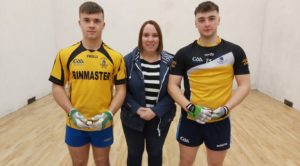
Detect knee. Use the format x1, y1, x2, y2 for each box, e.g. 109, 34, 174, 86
207, 160, 223, 166
94, 156, 109, 166
127, 148, 143, 164
147, 147, 162, 158
179, 159, 194, 166
71, 158, 88, 166
128, 146, 144, 157
179, 154, 195, 166
127, 151, 143, 163
180, 160, 194, 166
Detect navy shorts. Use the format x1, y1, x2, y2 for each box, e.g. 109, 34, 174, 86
65, 126, 113, 148
176, 116, 231, 151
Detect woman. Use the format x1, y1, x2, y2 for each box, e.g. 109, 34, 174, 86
121, 20, 176, 166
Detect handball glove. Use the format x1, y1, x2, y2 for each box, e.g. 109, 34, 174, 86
211, 106, 230, 120
69, 108, 89, 128
186, 103, 212, 124
90, 111, 113, 130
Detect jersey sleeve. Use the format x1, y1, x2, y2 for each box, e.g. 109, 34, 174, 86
169, 49, 186, 76
114, 55, 126, 85
233, 46, 250, 75
49, 51, 69, 86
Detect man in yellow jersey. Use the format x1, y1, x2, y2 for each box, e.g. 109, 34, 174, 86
168, 1, 250, 166
49, 1, 126, 165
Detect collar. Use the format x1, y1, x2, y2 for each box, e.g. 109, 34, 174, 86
131, 47, 173, 65
197, 36, 222, 47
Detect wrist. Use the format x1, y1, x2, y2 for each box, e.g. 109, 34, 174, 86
68, 108, 77, 117
223, 106, 229, 113
107, 110, 113, 117
186, 103, 195, 113
222, 106, 230, 117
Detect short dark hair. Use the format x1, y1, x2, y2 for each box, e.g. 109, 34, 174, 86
79, 1, 104, 17
138, 20, 163, 53
194, 1, 219, 15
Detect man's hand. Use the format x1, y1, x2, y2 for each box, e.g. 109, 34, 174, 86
90, 111, 113, 130
186, 103, 212, 124
211, 106, 230, 120
69, 108, 89, 128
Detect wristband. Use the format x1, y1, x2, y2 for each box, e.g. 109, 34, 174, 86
186, 103, 195, 112
223, 106, 229, 115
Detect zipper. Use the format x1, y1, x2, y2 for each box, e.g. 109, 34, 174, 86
135, 62, 144, 79
129, 60, 134, 79
156, 67, 169, 103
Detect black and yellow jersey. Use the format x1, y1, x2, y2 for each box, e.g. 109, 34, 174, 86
170, 39, 249, 122
49, 42, 126, 130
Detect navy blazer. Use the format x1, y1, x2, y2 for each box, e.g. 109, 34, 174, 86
121, 47, 176, 132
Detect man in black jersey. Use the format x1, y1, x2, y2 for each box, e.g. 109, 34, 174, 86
168, 1, 251, 166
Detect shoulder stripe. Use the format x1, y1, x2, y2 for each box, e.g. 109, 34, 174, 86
60, 55, 65, 84
99, 43, 113, 65
67, 43, 86, 70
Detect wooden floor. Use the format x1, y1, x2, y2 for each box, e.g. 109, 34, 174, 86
1, 90, 300, 166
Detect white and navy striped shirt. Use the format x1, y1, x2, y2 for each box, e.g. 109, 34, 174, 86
140, 59, 160, 108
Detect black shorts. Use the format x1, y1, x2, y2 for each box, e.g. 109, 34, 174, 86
176, 115, 231, 151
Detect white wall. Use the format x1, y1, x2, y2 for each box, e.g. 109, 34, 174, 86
258, 0, 300, 110
52, 0, 264, 85
218, 0, 267, 90
0, 0, 56, 117
51, 0, 201, 54
0, 0, 299, 117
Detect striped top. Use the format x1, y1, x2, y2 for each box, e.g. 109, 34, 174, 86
140, 59, 161, 108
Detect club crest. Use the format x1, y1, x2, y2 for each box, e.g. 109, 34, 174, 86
100, 58, 108, 68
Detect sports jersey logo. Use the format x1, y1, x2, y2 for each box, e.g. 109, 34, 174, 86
217, 57, 225, 64
216, 142, 228, 147
104, 137, 112, 142
242, 58, 248, 66
204, 53, 214, 57
180, 136, 190, 143
87, 54, 98, 58
72, 71, 111, 80
171, 60, 177, 68
73, 59, 84, 66
100, 58, 108, 69
192, 57, 203, 62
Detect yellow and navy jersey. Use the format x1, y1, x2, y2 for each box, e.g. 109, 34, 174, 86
49, 42, 126, 130
170, 39, 249, 122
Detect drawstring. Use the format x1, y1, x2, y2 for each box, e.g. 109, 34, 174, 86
157, 118, 161, 137
129, 59, 134, 79
129, 51, 140, 79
